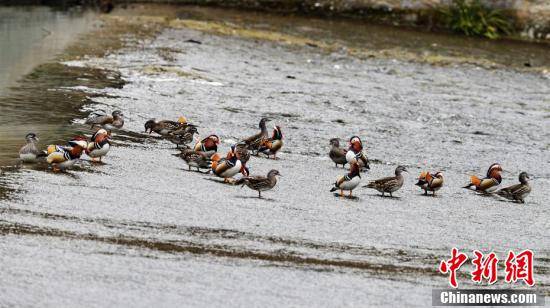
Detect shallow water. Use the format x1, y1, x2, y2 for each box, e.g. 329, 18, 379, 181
0, 5, 549, 307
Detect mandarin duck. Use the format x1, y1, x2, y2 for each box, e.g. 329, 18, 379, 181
211, 145, 246, 183
46, 136, 88, 171
178, 147, 212, 172
364, 165, 407, 197
258, 126, 283, 159
236, 142, 250, 164
235, 169, 281, 198
496, 172, 531, 203
415, 171, 444, 196
167, 124, 198, 148
19, 133, 47, 163
86, 110, 124, 129
330, 158, 361, 197
86, 128, 110, 162
193, 134, 220, 157
144, 116, 187, 136
346, 136, 370, 171
242, 117, 270, 153
463, 163, 502, 192
329, 138, 347, 168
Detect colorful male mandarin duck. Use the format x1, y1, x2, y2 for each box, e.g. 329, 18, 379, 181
236, 169, 281, 198
415, 171, 444, 196
364, 165, 407, 197
86, 128, 110, 162
144, 116, 187, 136
242, 117, 270, 153
167, 124, 198, 149
178, 147, 212, 172
330, 158, 361, 197
19, 133, 47, 163
46, 136, 88, 171
329, 138, 347, 168
258, 126, 284, 159
85, 110, 124, 129
211, 145, 245, 183
496, 172, 531, 203
463, 163, 502, 192
194, 134, 220, 157
346, 136, 370, 171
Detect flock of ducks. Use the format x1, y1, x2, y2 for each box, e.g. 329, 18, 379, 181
18, 111, 532, 202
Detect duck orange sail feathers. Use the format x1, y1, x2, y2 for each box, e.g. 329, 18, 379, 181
463, 163, 502, 192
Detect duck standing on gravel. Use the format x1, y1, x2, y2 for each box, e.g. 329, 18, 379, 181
329, 138, 347, 168
211, 145, 245, 183
364, 165, 407, 197
236, 169, 281, 198
242, 117, 270, 154
86, 110, 124, 129
258, 126, 283, 159
167, 124, 198, 149
86, 128, 110, 162
346, 136, 369, 171
415, 171, 444, 196
178, 147, 212, 172
236, 142, 250, 165
463, 163, 502, 193
330, 158, 361, 198
19, 133, 47, 163
496, 172, 531, 203
144, 116, 187, 136
194, 134, 220, 157
46, 136, 88, 171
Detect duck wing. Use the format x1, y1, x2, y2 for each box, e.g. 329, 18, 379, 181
85, 114, 113, 125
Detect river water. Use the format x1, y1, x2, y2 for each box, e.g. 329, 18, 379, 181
0, 4, 549, 307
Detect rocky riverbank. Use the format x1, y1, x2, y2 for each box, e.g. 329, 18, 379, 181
110, 0, 550, 41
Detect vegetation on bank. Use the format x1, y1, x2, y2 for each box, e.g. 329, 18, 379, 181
440, 0, 513, 39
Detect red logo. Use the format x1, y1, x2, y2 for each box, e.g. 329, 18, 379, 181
438, 248, 535, 288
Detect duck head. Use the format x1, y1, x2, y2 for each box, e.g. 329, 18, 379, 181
112, 110, 123, 119
434, 171, 444, 179
144, 119, 157, 133
486, 163, 502, 177
395, 165, 408, 175
272, 126, 283, 140
267, 169, 281, 178
259, 118, 270, 131
518, 172, 530, 184
25, 133, 39, 143
349, 136, 363, 153
329, 138, 340, 148
92, 128, 110, 141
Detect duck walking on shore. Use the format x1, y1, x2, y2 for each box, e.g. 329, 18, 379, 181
19, 133, 47, 163
346, 136, 369, 171
167, 124, 198, 148
86, 129, 111, 162
236, 169, 281, 198
329, 138, 347, 168
463, 163, 502, 193
258, 126, 284, 159
211, 145, 245, 183
496, 172, 531, 203
242, 117, 270, 153
178, 147, 212, 172
415, 171, 444, 196
144, 116, 187, 136
330, 158, 361, 198
86, 110, 124, 129
364, 165, 407, 197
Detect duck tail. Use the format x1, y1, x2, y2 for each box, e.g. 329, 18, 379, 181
463, 175, 480, 188
364, 182, 376, 189
330, 186, 338, 192
37, 150, 48, 158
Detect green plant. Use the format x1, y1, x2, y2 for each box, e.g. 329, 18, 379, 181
441, 0, 513, 39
